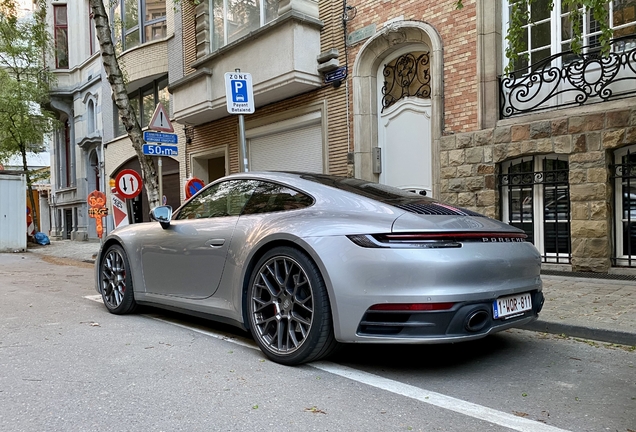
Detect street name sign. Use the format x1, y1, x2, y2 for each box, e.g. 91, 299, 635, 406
324, 66, 347, 84
143, 144, 179, 157
143, 131, 178, 144
224, 72, 255, 114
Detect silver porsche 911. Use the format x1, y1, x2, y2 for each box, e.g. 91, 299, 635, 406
95, 172, 543, 365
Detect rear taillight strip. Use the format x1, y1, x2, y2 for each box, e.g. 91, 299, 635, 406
347, 232, 527, 248
347, 234, 461, 249
381, 232, 527, 242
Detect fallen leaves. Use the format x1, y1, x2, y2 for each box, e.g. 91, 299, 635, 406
79, 321, 100, 327
305, 406, 327, 414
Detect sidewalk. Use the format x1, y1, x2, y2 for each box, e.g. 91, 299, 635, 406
27, 240, 636, 347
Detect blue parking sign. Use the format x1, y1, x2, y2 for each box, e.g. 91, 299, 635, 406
225, 72, 255, 114
232, 80, 248, 103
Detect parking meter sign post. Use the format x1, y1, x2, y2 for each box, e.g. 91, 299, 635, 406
225, 70, 254, 172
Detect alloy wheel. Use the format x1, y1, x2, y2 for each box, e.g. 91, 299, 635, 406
101, 248, 127, 309
250, 256, 314, 355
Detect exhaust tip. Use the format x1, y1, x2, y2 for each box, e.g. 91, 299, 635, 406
465, 310, 489, 332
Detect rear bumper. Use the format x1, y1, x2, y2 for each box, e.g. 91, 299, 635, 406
355, 290, 544, 342
301, 235, 543, 343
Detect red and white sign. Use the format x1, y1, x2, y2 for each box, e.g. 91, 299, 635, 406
115, 169, 143, 199
26, 207, 35, 236
111, 193, 129, 229
149, 103, 174, 132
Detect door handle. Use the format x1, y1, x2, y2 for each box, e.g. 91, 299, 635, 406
206, 239, 225, 247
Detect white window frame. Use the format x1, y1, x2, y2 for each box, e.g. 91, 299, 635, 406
111, 0, 167, 52
210, 0, 278, 50
613, 145, 636, 267
500, 155, 571, 263
502, 0, 636, 74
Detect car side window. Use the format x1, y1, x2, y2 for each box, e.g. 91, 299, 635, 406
175, 180, 259, 220
242, 181, 314, 215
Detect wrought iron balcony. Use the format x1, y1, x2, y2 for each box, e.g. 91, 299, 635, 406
499, 35, 636, 118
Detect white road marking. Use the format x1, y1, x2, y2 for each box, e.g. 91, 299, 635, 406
83, 294, 571, 432
312, 362, 570, 432
148, 315, 256, 350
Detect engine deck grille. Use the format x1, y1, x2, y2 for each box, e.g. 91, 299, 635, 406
394, 203, 485, 217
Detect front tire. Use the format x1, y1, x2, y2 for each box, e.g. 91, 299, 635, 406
247, 246, 338, 365
99, 244, 137, 315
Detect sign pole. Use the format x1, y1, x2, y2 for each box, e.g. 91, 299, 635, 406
225, 68, 254, 172
239, 114, 248, 172
158, 157, 163, 205
235, 68, 249, 172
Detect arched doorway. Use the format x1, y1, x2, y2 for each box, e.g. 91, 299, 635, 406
353, 21, 443, 197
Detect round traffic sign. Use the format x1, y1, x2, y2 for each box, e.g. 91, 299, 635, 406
185, 177, 205, 199
115, 169, 143, 199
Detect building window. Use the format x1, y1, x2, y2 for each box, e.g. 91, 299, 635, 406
54, 5, 69, 69
503, 0, 636, 75
87, 99, 95, 133
499, 156, 571, 264
58, 120, 75, 188
210, 0, 278, 51
111, 0, 167, 53
381, 51, 431, 112
114, 76, 169, 137
611, 146, 636, 267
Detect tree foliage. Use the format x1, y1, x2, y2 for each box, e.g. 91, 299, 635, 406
455, 0, 615, 74
0, 0, 58, 232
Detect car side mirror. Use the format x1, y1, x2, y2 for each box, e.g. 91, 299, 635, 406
150, 205, 173, 229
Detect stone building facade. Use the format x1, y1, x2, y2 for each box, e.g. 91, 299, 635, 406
440, 104, 636, 273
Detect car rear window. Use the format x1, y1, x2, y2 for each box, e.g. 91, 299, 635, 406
299, 173, 485, 217
300, 173, 432, 202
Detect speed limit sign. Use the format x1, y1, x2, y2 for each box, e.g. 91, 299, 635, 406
114, 169, 143, 199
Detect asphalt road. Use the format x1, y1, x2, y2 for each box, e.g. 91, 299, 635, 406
1, 253, 634, 432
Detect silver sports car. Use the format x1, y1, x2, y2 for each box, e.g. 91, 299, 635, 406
96, 172, 543, 365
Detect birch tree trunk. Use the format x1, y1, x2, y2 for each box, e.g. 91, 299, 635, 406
88, 0, 160, 209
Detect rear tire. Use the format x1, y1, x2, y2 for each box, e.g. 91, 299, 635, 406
247, 246, 338, 365
98, 244, 137, 315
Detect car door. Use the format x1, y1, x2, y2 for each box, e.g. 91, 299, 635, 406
141, 179, 258, 299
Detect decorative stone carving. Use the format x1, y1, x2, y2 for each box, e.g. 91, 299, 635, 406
383, 24, 406, 46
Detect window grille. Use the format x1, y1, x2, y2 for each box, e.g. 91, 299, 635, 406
381, 51, 431, 112
610, 149, 636, 267
498, 156, 571, 263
